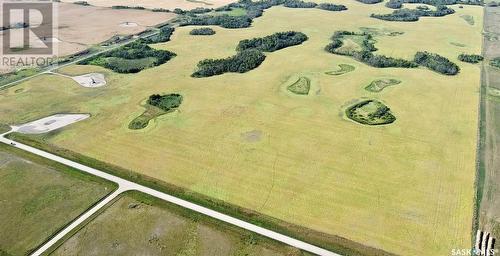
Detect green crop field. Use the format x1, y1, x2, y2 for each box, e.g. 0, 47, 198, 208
51, 191, 309, 255
0, 144, 115, 255
0, 1, 483, 255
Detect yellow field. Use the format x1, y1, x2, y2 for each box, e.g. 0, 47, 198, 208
0, 1, 483, 255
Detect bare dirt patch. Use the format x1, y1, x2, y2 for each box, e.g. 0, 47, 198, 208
61, 0, 235, 10
13, 114, 90, 134
0, 2, 176, 58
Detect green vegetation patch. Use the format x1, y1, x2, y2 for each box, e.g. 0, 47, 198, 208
78, 40, 176, 73
192, 49, 266, 77
129, 94, 183, 130
450, 42, 467, 47
359, 27, 404, 37
237, 31, 308, 52
346, 99, 396, 125
365, 79, 401, 92
287, 76, 311, 95
0, 144, 115, 256
491, 57, 500, 68
144, 26, 175, 44
414, 51, 460, 75
325, 64, 355, 75
190, 27, 216, 35
0, 123, 11, 134
325, 31, 417, 68
460, 14, 475, 25
371, 6, 455, 22
316, 3, 348, 11
458, 54, 484, 63
0, 68, 39, 87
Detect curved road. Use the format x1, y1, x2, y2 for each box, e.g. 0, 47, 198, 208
0, 130, 340, 256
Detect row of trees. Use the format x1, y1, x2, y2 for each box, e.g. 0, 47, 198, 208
283, 0, 318, 8
190, 28, 216, 35
414, 51, 460, 75
355, 0, 383, 4
317, 3, 348, 11
192, 49, 266, 77
180, 15, 252, 28
371, 6, 455, 21
148, 94, 183, 112
236, 31, 308, 52
458, 54, 483, 63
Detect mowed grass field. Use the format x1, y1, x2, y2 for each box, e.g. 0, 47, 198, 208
0, 144, 115, 255
0, 1, 483, 255
52, 191, 309, 256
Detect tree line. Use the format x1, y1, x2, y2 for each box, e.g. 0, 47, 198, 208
236, 31, 308, 52
193, 31, 308, 77
181, 0, 347, 29
414, 51, 460, 75
458, 54, 483, 63
371, 5, 455, 21
190, 28, 216, 35
192, 49, 266, 77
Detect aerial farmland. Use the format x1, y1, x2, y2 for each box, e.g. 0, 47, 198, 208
0, 0, 496, 255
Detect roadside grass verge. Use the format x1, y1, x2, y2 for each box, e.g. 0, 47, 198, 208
0, 143, 117, 256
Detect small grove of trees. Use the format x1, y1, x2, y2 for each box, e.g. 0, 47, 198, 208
317, 3, 348, 11
192, 49, 266, 77
371, 5, 455, 21
355, 0, 383, 4
79, 40, 176, 73
385, 0, 403, 8
148, 94, 183, 111
236, 31, 308, 52
414, 51, 460, 75
458, 54, 483, 63
180, 15, 252, 29
73, 1, 90, 6
143, 26, 175, 44
283, 0, 318, 8
190, 27, 216, 35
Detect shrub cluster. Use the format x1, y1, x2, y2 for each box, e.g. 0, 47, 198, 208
190, 27, 216, 35
111, 5, 146, 10
371, 5, 455, 21
236, 31, 308, 52
79, 40, 176, 73
491, 57, 500, 68
192, 49, 266, 77
385, 0, 403, 8
414, 51, 460, 75
283, 0, 318, 8
148, 94, 183, 112
73, 1, 90, 6
144, 26, 175, 43
355, 0, 383, 4
458, 54, 484, 63
316, 3, 348, 11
